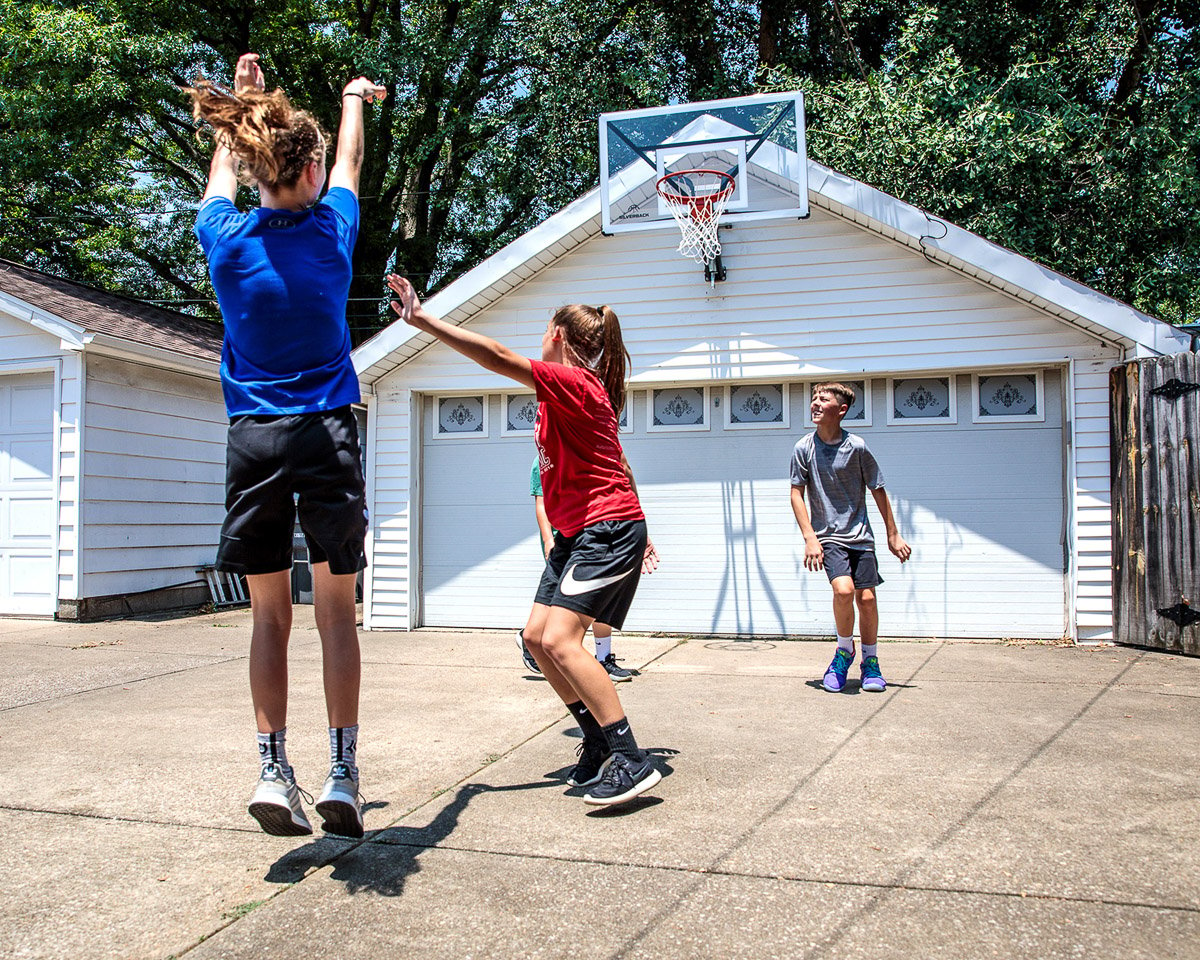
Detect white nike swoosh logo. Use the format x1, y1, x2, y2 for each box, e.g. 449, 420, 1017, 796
617, 725, 629, 735
559, 563, 635, 597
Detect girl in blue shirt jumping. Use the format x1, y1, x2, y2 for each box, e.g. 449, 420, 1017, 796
190, 53, 384, 839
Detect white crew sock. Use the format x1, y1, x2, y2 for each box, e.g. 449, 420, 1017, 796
593, 630, 613, 662
330, 724, 359, 772
836, 634, 854, 654
257, 728, 293, 778
862, 643, 878, 660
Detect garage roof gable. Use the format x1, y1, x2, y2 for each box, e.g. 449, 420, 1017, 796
352, 160, 1191, 384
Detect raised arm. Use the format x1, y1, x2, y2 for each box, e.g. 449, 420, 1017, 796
328, 76, 387, 196
387, 274, 534, 388
200, 53, 265, 204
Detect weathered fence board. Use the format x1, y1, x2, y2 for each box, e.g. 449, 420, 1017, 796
1111, 352, 1200, 654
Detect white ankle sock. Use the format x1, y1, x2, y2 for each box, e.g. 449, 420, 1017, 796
836, 634, 854, 654
862, 643, 878, 660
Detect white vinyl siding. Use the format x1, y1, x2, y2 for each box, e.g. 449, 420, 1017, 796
364, 387, 415, 629
1071, 358, 1116, 640
79, 356, 226, 598
367, 208, 1122, 636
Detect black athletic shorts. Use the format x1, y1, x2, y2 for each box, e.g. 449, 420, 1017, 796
821, 541, 883, 589
217, 406, 367, 576
534, 519, 647, 630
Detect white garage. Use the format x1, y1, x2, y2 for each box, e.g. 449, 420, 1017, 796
352, 164, 1189, 642
0, 259, 227, 619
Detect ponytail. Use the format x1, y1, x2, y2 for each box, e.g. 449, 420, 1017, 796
596, 305, 630, 416
552, 303, 631, 416
185, 78, 325, 190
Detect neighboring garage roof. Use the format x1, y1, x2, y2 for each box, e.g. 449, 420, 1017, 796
0, 258, 222, 369
353, 160, 1192, 385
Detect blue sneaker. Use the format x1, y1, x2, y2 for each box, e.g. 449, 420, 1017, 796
860, 655, 887, 692
822, 647, 855, 692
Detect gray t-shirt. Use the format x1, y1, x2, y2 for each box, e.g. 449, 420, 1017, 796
789, 431, 885, 547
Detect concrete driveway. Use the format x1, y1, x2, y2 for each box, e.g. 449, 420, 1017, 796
1, 609, 1197, 959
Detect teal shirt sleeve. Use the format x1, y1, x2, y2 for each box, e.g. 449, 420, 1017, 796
529, 457, 542, 496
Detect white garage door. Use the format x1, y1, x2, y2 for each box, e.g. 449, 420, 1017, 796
420, 371, 1065, 639
0, 373, 56, 616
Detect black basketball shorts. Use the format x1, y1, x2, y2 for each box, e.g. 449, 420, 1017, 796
821, 541, 883, 589
534, 519, 647, 630
217, 406, 367, 577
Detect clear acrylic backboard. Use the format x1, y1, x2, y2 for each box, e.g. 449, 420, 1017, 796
599, 91, 808, 235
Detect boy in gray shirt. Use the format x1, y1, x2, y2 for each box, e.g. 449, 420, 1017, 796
790, 382, 911, 692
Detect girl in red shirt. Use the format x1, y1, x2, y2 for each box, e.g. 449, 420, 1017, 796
388, 274, 661, 807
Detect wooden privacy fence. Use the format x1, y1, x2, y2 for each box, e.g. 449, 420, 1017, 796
1111, 352, 1200, 655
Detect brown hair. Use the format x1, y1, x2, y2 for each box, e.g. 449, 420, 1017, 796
552, 304, 631, 415
812, 381, 856, 409
186, 79, 325, 190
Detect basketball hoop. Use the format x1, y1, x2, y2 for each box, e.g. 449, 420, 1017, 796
655, 169, 736, 264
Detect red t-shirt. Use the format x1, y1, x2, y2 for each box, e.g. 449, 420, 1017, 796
531, 360, 644, 537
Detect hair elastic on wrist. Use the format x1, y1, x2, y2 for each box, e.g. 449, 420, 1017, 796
343, 92, 366, 99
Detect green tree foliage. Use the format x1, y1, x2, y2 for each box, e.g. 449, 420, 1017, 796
0, 0, 675, 338
789, 0, 1200, 323
1, 0, 1196, 332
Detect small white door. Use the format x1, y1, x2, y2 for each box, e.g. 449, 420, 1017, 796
0, 373, 56, 615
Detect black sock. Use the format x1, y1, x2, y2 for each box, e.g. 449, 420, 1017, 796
602, 717, 641, 758
566, 701, 605, 744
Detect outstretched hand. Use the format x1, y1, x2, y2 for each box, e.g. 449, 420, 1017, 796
234, 53, 265, 94
343, 76, 387, 104
387, 273, 424, 327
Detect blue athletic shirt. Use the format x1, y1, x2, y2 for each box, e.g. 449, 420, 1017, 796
195, 187, 362, 416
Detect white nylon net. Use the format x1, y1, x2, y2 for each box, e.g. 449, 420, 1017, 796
658, 173, 734, 263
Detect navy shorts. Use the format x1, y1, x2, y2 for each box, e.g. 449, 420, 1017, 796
822, 541, 883, 589
217, 406, 367, 576
534, 519, 646, 630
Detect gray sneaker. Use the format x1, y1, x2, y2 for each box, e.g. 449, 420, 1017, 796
599, 653, 634, 682
583, 752, 662, 807
316, 762, 364, 838
248, 763, 313, 836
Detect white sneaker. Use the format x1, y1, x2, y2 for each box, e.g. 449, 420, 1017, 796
316, 763, 364, 838
248, 763, 313, 836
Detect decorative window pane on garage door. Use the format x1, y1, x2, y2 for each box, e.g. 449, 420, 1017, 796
436, 396, 487, 437
649, 387, 708, 431
841, 380, 869, 424
805, 380, 870, 424
973, 373, 1043, 422
726, 383, 788, 429
502, 394, 537, 435
888, 376, 956, 424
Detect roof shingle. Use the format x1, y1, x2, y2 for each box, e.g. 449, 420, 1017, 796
0, 259, 222, 361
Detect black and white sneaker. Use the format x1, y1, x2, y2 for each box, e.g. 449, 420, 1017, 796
583, 752, 662, 806
315, 762, 364, 838
599, 653, 633, 682
516, 632, 541, 674
566, 738, 612, 787
248, 762, 313, 836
